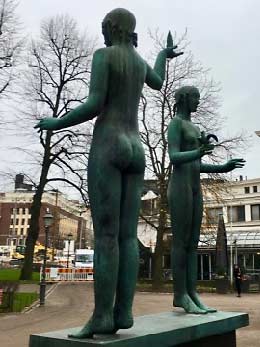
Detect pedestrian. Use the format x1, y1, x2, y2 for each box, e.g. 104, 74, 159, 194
234, 264, 242, 297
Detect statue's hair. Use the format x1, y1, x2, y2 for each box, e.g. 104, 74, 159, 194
102, 8, 138, 47
173, 86, 199, 115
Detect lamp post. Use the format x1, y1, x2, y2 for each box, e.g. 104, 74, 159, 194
233, 237, 238, 264
66, 233, 73, 268
39, 209, 53, 306
149, 240, 155, 279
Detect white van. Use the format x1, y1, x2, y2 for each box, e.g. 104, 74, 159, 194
74, 249, 94, 269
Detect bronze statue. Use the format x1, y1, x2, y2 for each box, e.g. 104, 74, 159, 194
36, 8, 182, 338
167, 86, 245, 314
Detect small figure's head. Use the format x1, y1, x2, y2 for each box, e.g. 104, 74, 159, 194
102, 8, 137, 47
174, 86, 200, 113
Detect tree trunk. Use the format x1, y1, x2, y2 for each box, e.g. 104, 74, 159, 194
20, 132, 52, 280
152, 179, 168, 290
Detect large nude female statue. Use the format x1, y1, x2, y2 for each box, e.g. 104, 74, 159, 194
36, 8, 182, 338
167, 86, 245, 314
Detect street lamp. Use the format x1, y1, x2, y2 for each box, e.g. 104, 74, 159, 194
39, 209, 53, 306
66, 232, 73, 268
149, 240, 155, 280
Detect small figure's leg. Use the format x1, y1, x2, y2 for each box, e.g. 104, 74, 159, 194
187, 190, 217, 313
69, 158, 121, 339
113, 172, 144, 331
168, 179, 206, 314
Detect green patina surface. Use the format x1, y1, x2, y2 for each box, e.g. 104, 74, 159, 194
167, 86, 245, 314
29, 311, 249, 347
35, 8, 182, 338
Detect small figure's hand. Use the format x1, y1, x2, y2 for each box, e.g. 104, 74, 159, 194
34, 118, 60, 131
199, 143, 215, 157
226, 158, 246, 171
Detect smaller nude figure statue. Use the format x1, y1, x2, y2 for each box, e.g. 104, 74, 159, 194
167, 86, 245, 314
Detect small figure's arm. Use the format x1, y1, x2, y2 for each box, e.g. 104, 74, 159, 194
145, 31, 183, 91
200, 158, 245, 173
35, 48, 109, 131
168, 118, 214, 165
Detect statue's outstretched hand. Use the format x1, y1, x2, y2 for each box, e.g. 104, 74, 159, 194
226, 158, 246, 171
165, 31, 183, 59
165, 47, 183, 59
34, 118, 60, 131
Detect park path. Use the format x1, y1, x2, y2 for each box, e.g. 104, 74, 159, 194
0, 282, 259, 347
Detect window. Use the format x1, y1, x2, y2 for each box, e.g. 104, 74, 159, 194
228, 206, 245, 222
251, 205, 260, 221
21, 218, 25, 225
253, 186, 258, 193
244, 187, 250, 194
11, 208, 19, 214
141, 199, 157, 216
206, 207, 223, 224
15, 218, 19, 225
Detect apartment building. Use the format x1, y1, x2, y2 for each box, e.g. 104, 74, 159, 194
0, 175, 93, 250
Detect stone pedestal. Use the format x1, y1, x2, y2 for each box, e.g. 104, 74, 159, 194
29, 311, 249, 347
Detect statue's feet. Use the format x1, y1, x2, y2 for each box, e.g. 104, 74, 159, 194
114, 308, 134, 331
173, 294, 207, 314
68, 314, 115, 339
189, 292, 217, 313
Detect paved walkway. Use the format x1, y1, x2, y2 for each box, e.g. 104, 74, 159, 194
0, 282, 259, 347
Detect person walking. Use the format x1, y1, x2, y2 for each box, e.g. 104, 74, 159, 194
234, 264, 242, 297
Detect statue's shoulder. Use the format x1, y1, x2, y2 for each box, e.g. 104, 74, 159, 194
93, 47, 109, 57
168, 117, 183, 140
169, 116, 183, 129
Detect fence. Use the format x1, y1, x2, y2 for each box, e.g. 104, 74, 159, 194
41, 268, 94, 282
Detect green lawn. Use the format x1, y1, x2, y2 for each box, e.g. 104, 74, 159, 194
12, 292, 39, 312
0, 269, 40, 282
0, 292, 38, 312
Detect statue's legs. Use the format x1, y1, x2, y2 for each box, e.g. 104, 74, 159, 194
169, 181, 206, 314
69, 159, 122, 338
187, 190, 217, 313
113, 172, 144, 330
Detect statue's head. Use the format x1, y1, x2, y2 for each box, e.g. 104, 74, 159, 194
174, 86, 200, 113
102, 8, 137, 47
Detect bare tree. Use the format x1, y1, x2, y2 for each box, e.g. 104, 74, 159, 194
0, 0, 22, 109
19, 15, 95, 280
139, 30, 245, 288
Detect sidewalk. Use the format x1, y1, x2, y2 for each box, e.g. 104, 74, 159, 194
0, 282, 259, 347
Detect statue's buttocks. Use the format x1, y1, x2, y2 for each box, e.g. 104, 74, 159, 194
91, 126, 145, 173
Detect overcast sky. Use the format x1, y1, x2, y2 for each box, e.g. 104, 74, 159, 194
1, 0, 259, 191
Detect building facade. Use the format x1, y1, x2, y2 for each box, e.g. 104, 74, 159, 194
0, 175, 93, 252
138, 177, 260, 279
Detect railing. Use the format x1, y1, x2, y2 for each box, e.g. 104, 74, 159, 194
41, 268, 94, 281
